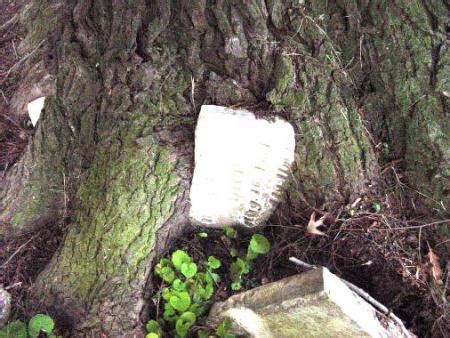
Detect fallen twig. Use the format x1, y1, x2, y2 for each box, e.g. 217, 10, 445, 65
0, 39, 45, 84
0, 236, 35, 269
0, 13, 19, 33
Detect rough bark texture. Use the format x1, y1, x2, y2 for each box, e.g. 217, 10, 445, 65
0, 0, 447, 335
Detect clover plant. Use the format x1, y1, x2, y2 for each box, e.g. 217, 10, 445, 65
229, 233, 271, 290
148, 250, 222, 337
148, 231, 271, 337
0, 314, 57, 338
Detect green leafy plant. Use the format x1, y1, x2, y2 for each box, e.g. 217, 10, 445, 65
247, 234, 271, 260
145, 320, 162, 338
149, 250, 222, 337
0, 314, 56, 338
229, 234, 271, 290
372, 202, 382, 213
197, 232, 208, 238
0, 320, 27, 338
223, 226, 237, 238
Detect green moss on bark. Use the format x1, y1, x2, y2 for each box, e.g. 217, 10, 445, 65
267, 51, 376, 205
1, 98, 66, 237
362, 0, 449, 208
18, 0, 60, 54
35, 140, 182, 332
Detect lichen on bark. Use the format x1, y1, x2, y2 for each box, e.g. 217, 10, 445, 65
356, 0, 449, 210
34, 141, 183, 333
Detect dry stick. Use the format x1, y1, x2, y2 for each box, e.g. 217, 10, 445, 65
0, 39, 45, 84
4, 282, 22, 291
0, 89, 8, 104
0, 14, 18, 33
0, 236, 35, 269
382, 219, 449, 230
288, 257, 412, 336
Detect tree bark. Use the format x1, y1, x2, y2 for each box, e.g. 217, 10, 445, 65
0, 0, 447, 335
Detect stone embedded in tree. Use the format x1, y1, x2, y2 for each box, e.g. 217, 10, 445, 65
207, 267, 414, 338
27, 97, 46, 127
189, 105, 295, 228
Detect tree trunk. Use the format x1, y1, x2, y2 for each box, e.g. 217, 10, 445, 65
0, 0, 447, 335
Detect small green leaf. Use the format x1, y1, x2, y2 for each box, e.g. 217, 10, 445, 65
161, 287, 172, 301
146, 333, 159, 338
173, 279, 187, 291
207, 256, 221, 269
216, 318, 234, 337
146, 320, 161, 335
181, 262, 198, 278
0, 320, 27, 338
191, 284, 206, 303
175, 312, 196, 337
230, 258, 250, 290
180, 311, 196, 323
169, 291, 191, 312
197, 232, 208, 238
28, 314, 55, 338
172, 250, 192, 271
160, 266, 176, 283
229, 248, 238, 257
201, 272, 214, 284
223, 226, 237, 238
154, 258, 171, 273
210, 272, 221, 283
372, 202, 382, 213
248, 234, 271, 255
189, 303, 206, 317
236, 257, 250, 274
231, 281, 242, 290
163, 303, 177, 322
203, 283, 214, 300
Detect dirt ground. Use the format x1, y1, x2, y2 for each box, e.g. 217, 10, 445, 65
0, 1, 31, 174
154, 197, 448, 337
0, 1, 448, 337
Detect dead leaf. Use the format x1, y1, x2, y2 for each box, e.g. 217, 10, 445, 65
427, 247, 443, 284
306, 211, 328, 236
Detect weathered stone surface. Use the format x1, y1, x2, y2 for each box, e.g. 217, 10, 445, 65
207, 268, 412, 338
189, 105, 295, 228
0, 287, 11, 327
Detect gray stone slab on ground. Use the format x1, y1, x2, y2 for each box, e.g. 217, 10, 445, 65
207, 267, 413, 338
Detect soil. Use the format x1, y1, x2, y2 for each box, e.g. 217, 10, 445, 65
150, 185, 448, 337
0, 0, 31, 173
0, 1, 448, 338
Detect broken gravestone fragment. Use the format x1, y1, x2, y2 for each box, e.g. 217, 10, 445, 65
207, 268, 414, 338
189, 105, 295, 228
27, 97, 45, 127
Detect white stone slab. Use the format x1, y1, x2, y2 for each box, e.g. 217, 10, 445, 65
189, 105, 295, 228
27, 97, 46, 127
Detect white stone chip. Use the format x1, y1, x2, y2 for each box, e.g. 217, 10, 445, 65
189, 105, 295, 228
27, 97, 46, 127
